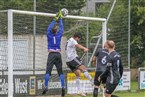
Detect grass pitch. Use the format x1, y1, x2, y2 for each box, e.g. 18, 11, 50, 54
65, 81, 145, 97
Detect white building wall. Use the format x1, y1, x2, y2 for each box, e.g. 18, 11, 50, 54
0, 35, 67, 74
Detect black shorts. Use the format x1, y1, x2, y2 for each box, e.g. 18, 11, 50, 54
46, 52, 63, 76
66, 57, 82, 72
105, 83, 118, 94
94, 71, 107, 86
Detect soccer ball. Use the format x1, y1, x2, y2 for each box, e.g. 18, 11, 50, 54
61, 8, 68, 17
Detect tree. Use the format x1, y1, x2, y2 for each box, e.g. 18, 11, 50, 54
130, 0, 145, 67
0, 0, 86, 34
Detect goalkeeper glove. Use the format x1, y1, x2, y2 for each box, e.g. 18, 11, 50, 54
58, 10, 63, 18
54, 12, 59, 21
54, 11, 63, 21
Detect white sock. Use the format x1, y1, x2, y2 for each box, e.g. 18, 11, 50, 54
103, 88, 105, 97
83, 70, 92, 82
76, 77, 81, 91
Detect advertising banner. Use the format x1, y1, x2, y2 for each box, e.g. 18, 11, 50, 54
67, 72, 95, 94
116, 71, 130, 91
139, 71, 145, 89
67, 71, 131, 94
0, 74, 61, 96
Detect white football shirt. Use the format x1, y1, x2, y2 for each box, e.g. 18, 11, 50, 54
66, 37, 78, 62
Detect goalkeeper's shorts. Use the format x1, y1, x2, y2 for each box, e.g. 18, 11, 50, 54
46, 52, 63, 75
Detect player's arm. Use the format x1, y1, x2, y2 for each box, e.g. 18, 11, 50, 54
47, 10, 63, 34
47, 20, 56, 34
92, 49, 99, 66
115, 56, 123, 78
92, 56, 97, 66
75, 44, 88, 52
58, 18, 64, 33
119, 58, 123, 78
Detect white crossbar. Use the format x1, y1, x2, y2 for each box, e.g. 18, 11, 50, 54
10, 9, 106, 22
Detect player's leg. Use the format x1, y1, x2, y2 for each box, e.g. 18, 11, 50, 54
93, 71, 102, 97
66, 59, 82, 92
105, 93, 119, 97
105, 93, 111, 97
74, 69, 81, 91
72, 57, 93, 83
105, 83, 119, 97
66, 58, 86, 96
94, 86, 99, 97
54, 53, 65, 97
74, 69, 86, 97
42, 53, 55, 95
111, 95, 119, 97
100, 85, 105, 97
78, 64, 93, 84
101, 75, 107, 97
105, 94, 119, 97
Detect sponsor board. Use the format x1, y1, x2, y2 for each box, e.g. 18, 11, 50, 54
139, 71, 145, 89
0, 74, 61, 96
67, 71, 131, 94
116, 71, 130, 91
29, 76, 36, 95
67, 72, 95, 94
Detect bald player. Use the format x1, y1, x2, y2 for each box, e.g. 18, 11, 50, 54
99, 40, 123, 97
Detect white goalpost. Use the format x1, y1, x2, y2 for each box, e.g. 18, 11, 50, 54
8, 10, 13, 97
7, 9, 107, 97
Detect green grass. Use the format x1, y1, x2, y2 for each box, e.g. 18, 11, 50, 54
131, 81, 139, 90
113, 91, 145, 97
66, 91, 145, 97
65, 81, 145, 97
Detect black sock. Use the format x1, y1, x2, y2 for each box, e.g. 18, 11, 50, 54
61, 88, 65, 97
93, 88, 98, 97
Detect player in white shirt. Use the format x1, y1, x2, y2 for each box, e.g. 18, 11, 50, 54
65, 32, 93, 97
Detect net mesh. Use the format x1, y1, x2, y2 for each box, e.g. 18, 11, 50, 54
107, 1, 129, 67
0, 11, 104, 96
0, 12, 8, 96
0, 0, 129, 96
94, 0, 129, 67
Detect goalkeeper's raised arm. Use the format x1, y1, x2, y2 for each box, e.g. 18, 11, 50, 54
47, 11, 64, 35
58, 18, 64, 34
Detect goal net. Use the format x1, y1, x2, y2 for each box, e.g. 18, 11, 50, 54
0, 9, 106, 97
